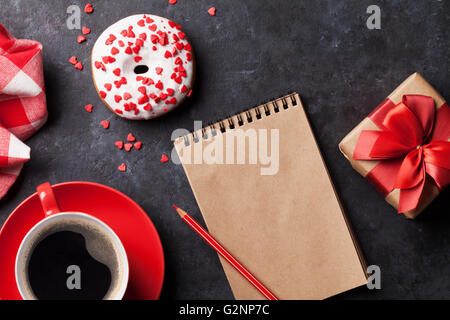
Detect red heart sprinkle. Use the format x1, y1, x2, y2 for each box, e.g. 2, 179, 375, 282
105, 34, 116, 45
159, 37, 167, 46
186, 53, 193, 61
166, 88, 174, 96
74, 62, 83, 70
114, 95, 122, 103
127, 133, 136, 142
168, 21, 177, 28
84, 3, 93, 13
123, 92, 132, 100
155, 80, 163, 90
164, 50, 172, 58
144, 78, 154, 85
160, 154, 169, 163
128, 30, 136, 38
146, 17, 154, 24
174, 76, 182, 84
169, 0, 177, 4
174, 57, 182, 65
149, 24, 157, 32
159, 92, 168, 100
111, 47, 119, 55
104, 83, 112, 91
99, 91, 107, 98
181, 85, 188, 93
115, 141, 124, 149
69, 56, 77, 64
124, 143, 133, 152
137, 20, 145, 27
175, 42, 184, 50
101, 120, 110, 129
115, 109, 123, 114
134, 56, 143, 63
155, 67, 163, 75
135, 39, 144, 47
118, 40, 125, 47
77, 35, 86, 43
139, 33, 147, 40
125, 47, 132, 54
134, 141, 142, 150
172, 34, 179, 41
184, 43, 191, 51
118, 163, 126, 172
208, 7, 216, 16
138, 86, 146, 94
138, 95, 149, 104
178, 32, 186, 39
113, 68, 121, 76
84, 104, 93, 112
152, 46, 157, 51
82, 26, 91, 35
143, 103, 152, 111
132, 46, 140, 54
165, 97, 176, 104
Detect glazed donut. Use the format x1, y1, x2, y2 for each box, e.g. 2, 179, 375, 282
91, 14, 195, 120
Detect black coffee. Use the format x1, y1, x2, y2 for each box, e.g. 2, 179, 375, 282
28, 231, 112, 300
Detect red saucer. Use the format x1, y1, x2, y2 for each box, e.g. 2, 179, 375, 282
0, 181, 164, 300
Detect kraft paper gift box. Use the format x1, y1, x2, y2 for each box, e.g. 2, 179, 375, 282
339, 73, 450, 219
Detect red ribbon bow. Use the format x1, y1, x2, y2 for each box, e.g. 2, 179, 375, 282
353, 95, 450, 213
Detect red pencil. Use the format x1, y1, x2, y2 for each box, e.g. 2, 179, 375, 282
173, 205, 279, 300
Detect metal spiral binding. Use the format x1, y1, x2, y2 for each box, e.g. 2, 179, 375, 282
182, 92, 298, 146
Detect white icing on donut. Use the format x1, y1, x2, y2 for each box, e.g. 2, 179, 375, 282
91, 14, 194, 120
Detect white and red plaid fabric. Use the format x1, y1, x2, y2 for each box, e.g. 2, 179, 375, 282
0, 24, 47, 199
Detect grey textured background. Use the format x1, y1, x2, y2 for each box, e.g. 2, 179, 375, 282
1, 0, 449, 299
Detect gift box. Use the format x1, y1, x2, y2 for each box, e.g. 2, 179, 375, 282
339, 73, 450, 219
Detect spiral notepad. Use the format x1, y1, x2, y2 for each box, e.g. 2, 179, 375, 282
174, 93, 367, 299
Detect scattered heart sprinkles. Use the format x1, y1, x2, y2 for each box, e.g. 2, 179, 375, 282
74, 62, 83, 70
84, 3, 94, 14
208, 7, 216, 16
134, 141, 142, 150
100, 120, 110, 129
84, 104, 93, 112
82, 26, 91, 35
69, 56, 78, 64
115, 141, 124, 149
160, 154, 169, 163
72, 7, 214, 172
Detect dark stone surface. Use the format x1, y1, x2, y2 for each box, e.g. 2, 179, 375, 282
1, 0, 449, 299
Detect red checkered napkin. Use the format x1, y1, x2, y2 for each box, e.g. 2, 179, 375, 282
0, 24, 47, 199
